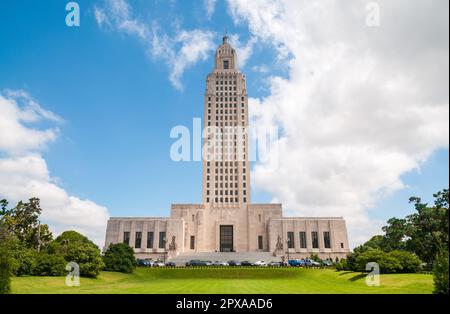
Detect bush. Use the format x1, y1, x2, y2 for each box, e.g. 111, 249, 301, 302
335, 258, 349, 271
32, 253, 66, 276
310, 254, 321, 262
388, 250, 422, 273
355, 249, 402, 273
433, 249, 449, 294
103, 243, 137, 273
49, 231, 104, 278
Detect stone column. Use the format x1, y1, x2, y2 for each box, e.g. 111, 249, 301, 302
142, 220, 148, 252
130, 221, 136, 250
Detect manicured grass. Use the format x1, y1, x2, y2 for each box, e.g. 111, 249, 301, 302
11, 267, 433, 294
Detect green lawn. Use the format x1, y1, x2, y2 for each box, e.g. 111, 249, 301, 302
11, 267, 433, 294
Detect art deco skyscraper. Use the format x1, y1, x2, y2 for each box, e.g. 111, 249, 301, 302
202, 35, 250, 208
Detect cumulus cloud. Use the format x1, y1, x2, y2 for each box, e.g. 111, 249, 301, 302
227, 0, 449, 246
0, 91, 109, 246
204, 0, 218, 19
94, 0, 216, 90
228, 34, 257, 68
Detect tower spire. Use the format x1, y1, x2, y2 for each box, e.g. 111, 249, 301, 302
223, 28, 228, 44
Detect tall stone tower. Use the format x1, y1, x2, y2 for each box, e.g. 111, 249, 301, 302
105, 35, 350, 259
202, 35, 250, 208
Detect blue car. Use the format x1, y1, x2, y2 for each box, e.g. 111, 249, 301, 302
288, 259, 305, 267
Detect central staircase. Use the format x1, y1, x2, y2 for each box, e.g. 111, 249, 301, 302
169, 252, 282, 266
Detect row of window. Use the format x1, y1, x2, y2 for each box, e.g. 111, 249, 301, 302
208, 189, 247, 196
207, 115, 246, 121
204, 154, 247, 162
216, 80, 237, 85
286, 231, 338, 249
207, 102, 245, 109
123, 231, 166, 249
208, 121, 246, 127
216, 86, 237, 91
208, 175, 247, 182
217, 109, 246, 114
208, 96, 245, 102
207, 168, 246, 174
207, 161, 246, 167
210, 197, 247, 203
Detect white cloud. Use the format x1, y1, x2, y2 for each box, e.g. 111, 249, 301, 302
228, 34, 256, 68
252, 64, 269, 73
94, 0, 216, 90
227, 0, 449, 247
0, 91, 109, 246
150, 26, 216, 90
204, 0, 218, 19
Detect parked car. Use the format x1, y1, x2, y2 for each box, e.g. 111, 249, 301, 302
288, 259, 305, 267
321, 260, 333, 267
304, 259, 320, 267
240, 261, 254, 266
165, 261, 176, 267
228, 260, 241, 266
213, 261, 229, 266
268, 261, 284, 267
186, 260, 210, 267
153, 261, 165, 267
254, 260, 268, 267
136, 259, 152, 267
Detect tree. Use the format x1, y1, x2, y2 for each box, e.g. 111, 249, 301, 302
0, 198, 53, 250
49, 231, 104, 278
0, 222, 11, 294
381, 218, 409, 251
433, 248, 449, 294
406, 190, 449, 264
103, 243, 137, 273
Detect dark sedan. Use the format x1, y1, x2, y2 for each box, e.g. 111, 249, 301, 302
185, 259, 208, 267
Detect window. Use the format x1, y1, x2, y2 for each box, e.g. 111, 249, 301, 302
159, 232, 166, 249
323, 231, 331, 249
258, 214, 262, 222
258, 235, 263, 250
312, 231, 319, 248
147, 232, 154, 248
123, 232, 130, 245
192, 214, 195, 222
135, 232, 142, 248
287, 231, 295, 248
190, 236, 195, 250
223, 60, 229, 69
340, 242, 344, 249
299, 232, 307, 248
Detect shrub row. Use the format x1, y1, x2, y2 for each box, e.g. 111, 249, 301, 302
336, 249, 422, 273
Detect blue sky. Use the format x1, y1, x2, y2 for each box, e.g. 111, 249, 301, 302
0, 0, 448, 246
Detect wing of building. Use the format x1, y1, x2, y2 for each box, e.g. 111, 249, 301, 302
104, 35, 350, 262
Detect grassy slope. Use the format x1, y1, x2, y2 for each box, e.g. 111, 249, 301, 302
11, 268, 433, 294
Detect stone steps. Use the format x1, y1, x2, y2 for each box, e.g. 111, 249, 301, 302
169, 251, 282, 265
